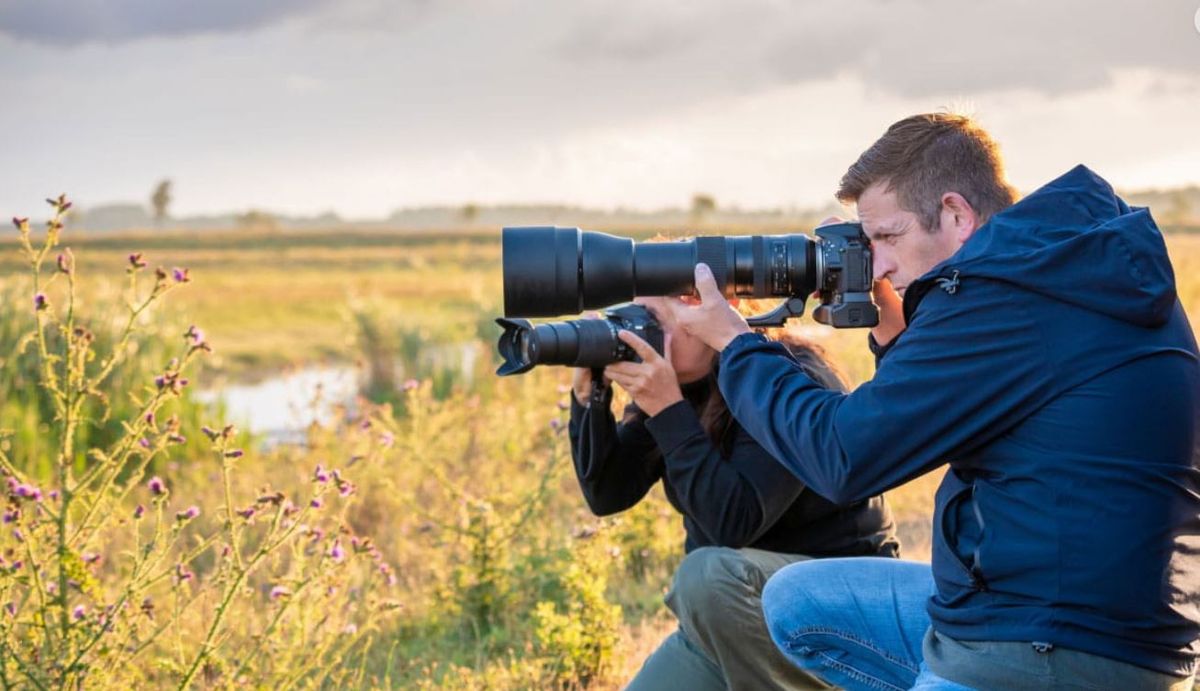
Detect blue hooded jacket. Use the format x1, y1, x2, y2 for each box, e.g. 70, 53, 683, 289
719, 165, 1200, 675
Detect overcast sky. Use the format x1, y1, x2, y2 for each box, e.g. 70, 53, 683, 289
2, 0, 1199, 218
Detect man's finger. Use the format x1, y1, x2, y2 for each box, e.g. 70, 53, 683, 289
693, 263, 724, 304
618, 330, 660, 362
818, 215, 846, 227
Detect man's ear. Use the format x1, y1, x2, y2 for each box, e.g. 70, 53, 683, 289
940, 192, 980, 243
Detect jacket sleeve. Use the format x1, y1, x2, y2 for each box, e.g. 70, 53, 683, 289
718, 280, 1054, 504
644, 400, 806, 547
567, 386, 663, 516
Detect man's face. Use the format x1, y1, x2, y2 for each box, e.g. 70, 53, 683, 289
857, 182, 963, 296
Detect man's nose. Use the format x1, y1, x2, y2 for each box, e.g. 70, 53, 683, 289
873, 248, 896, 281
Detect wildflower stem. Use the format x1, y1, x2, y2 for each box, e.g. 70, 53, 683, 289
226, 575, 315, 682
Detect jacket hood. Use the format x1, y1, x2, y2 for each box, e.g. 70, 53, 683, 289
922, 165, 1177, 328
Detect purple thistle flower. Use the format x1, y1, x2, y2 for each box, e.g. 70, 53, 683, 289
12, 216, 28, 231
171, 267, 190, 283
12, 529, 23, 542
48, 489, 59, 501
56, 252, 73, 274
4, 477, 15, 492
138, 438, 151, 449
4, 602, 15, 616
175, 505, 200, 522
201, 426, 219, 440
128, 252, 147, 269
2, 509, 17, 523
33, 293, 47, 311
83, 552, 102, 566
338, 482, 355, 498
14, 484, 40, 501
72, 605, 86, 621
313, 465, 330, 484
224, 449, 244, 459
328, 540, 345, 563
145, 412, 155, 425
236, 506, 256, 520
148, 476, 166, 495
310, 498, 323, 509
549, 418, 562, 432
379, 432, 395, 448
153, 375, 166, 390
175, 563, 193, 583
269, 585, 290, 601
167, 434, 185, 444
133, 504, 146, 519
9, 560, 22, 571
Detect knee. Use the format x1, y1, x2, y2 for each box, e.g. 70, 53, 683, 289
670, 547, 753, 617
761, 560, 837, 649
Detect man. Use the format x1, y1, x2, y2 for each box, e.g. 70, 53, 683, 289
665, 113, 1200, 689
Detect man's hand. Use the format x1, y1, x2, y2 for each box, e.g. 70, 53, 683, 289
871, 279, 906, 347
663, 264, 750, 352
603, 330, 683, 417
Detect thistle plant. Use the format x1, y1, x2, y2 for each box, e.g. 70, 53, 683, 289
0, 197, 397, 688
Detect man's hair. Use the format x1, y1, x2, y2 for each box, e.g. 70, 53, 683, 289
836, 113, 1018, 231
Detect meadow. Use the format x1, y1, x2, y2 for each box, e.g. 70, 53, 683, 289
1, 209, 1197, 689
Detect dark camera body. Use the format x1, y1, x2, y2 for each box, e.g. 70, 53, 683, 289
496, 303, 663, 376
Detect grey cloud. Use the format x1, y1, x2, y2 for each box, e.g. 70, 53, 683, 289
0, 0, 331, 45
556, 0, 1200, 97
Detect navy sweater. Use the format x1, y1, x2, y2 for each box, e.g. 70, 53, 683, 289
718, 165, 1200, 676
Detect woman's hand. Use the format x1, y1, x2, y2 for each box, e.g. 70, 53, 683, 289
603, 330, 683, 417
572, 367, 608, 407
571, 311, 609, 406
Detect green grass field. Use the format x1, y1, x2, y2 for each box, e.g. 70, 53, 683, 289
1, 224, 1197, 688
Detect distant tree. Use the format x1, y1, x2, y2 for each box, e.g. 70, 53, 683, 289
151, 179, 173, 224
690, 193, 717, 224
236, 210, 279, 232
461, 203, 480, 224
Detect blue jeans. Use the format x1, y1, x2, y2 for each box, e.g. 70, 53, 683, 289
761, 558, 966, 690
761, 558, 1196, 691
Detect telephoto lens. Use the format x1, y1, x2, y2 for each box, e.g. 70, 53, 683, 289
500, 224, 877, 328
502, 226, 815, 317
495, 303, 663, 376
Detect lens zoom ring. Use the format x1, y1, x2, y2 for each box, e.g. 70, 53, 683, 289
695, 237, 727, 293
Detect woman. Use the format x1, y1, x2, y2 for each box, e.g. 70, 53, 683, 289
568, 296, 900, 691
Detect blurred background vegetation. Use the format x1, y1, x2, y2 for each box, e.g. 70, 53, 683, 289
1, 207, 1197, 687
